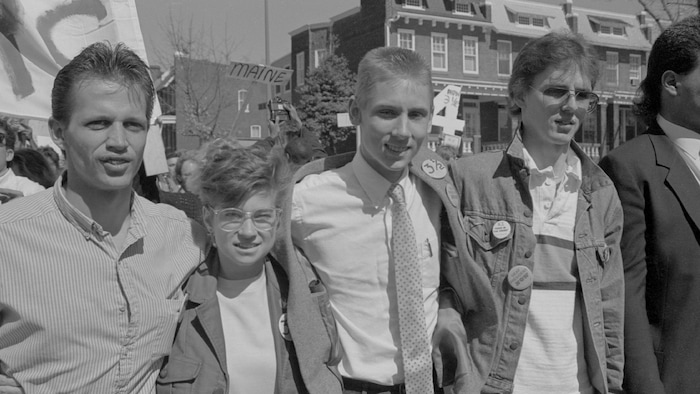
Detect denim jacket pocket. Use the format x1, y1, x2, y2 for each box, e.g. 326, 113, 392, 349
464, 214, 513, 275
309, 280, 343, 367
156, 355, 202, 394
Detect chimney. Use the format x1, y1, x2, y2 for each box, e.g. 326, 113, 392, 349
564, 0, 578, 34
483, 1, 492, 21
638, 11, 652, 42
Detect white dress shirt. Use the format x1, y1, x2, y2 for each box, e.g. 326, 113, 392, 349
291, 152, 441, 385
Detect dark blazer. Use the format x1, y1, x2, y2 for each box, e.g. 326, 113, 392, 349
599, 123, 700, 394
274, 149, 498, 394
156, 252, 309, 394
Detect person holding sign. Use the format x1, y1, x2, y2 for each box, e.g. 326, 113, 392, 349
280, 47, 496, 394
451, 31, 624, 394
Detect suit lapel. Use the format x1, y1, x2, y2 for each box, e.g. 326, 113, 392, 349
650, 128, 700, 231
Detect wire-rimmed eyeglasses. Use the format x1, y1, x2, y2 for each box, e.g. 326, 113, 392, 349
204, 206, 282, 232
530, 85, 599, 113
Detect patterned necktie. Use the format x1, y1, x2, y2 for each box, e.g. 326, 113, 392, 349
389, 183, 434, 394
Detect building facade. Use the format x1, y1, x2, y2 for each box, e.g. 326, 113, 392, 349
290, 0, 653, 159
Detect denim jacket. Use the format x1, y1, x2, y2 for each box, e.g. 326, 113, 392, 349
451, 134, 624, 394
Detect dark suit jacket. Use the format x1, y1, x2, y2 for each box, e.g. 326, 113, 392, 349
273, 149, 498, 394
599, 123, 700, 394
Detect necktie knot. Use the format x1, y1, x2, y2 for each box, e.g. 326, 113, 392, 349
389, 183, 406, 206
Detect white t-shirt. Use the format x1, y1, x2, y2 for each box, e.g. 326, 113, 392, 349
216, 269, 276, 394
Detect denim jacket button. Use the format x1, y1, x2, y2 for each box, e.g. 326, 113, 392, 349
524, 251, 532, 259
509, 342, 519, 350
524, 210, 532, 218
517, 296, 527, 305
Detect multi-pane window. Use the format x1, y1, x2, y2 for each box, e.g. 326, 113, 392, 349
314, 49, 327, 69
405, 0, 422, 7
398, 29, 415, 51
606, 52, 619, 85
517, 14, 546, 28
600, 24, 625, 36
431, 33, 448, 71
454, 2, 474, 15
497, 40, 512, 76
629, 54, 641, 84
284, 65, 291, 92
237, 89, 248, 112
250, 125, 261, 139
581, 111, 598, 143
296, 52, 305, 86
462, 36, 478, 74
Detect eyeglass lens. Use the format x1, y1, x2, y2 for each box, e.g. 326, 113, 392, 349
217, 208, 279, 231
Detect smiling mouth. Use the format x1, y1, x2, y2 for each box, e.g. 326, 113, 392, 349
103, 158, 130, 165
386, 144, 409, 154
555, 119, 576, 126
236, 243, 260, 250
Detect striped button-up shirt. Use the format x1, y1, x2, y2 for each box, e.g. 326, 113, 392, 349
0, 180, 207, 393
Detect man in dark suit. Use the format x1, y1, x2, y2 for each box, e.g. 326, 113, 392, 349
599, 15, 700, 394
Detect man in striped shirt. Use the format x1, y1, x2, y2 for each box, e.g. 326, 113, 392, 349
0, 42, 207, 393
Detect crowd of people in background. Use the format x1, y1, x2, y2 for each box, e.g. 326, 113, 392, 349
3, 13, 700, 394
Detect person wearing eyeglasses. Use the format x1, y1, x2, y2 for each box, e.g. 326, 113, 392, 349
451, 30, 624, 394
156, 140, 339, 394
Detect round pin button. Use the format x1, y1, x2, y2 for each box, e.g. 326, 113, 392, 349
492, 220, 511, 240
278, 313, 291, 341
421, 159, 447, 179
507, 266, 533, 291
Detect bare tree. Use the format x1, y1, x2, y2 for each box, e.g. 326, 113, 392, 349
158, 13, 239, 144
637, 0, 699, 30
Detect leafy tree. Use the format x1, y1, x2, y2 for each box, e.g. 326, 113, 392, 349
296, 54, 356, 155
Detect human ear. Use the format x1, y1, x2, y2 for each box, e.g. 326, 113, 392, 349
661, 70, 680, 96
348, 96, 362, 126
48, 118, 66, 151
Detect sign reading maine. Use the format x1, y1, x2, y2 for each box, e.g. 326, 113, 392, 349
228, 61, 293, 84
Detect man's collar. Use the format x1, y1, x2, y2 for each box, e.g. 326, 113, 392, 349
352, 151, 409, 207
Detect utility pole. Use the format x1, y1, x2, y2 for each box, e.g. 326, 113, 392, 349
264, 0, 272, 103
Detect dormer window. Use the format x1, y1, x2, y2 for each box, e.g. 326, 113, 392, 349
589, 16, 627, 37
505, 5, 549, 29
454, 1, 475, 15
516, 14, 547, 28
404, 0, 422, 8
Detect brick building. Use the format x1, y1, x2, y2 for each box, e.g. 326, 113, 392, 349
289, 0, 653, 158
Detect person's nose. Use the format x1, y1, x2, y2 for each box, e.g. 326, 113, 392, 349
392, 114, 411, 138
237, 217, 257, 239
106, 124, 128, 151
561, 91, 579, 112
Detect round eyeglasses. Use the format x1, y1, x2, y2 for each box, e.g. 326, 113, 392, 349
530, 85, 599, 113
205, 206, 282, 232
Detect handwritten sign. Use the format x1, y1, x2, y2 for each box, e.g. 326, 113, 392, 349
228, 62, 293, 84
432, 85, 465, 136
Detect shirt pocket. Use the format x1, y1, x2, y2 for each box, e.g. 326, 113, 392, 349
464, 214, 513, 277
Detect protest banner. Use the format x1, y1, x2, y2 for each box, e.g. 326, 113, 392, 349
0, 0, 167, 175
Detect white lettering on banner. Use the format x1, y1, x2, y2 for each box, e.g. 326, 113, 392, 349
432, 85, 465, 136
228, 62, 294, 84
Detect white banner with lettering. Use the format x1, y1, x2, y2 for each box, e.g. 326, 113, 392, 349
0, 0, 167, 175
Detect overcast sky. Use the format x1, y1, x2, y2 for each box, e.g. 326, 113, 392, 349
135, 0, 358, 68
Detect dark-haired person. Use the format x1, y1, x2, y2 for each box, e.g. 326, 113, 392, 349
0, 42, 206, 392
452, 31, 624, 394
37, 146, 62, 181
11, 148, 56, 189
599, 15, 700, 394
0, 118, 44, 202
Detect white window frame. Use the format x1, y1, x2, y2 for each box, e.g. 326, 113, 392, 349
629, 54, 641, 84
497, 40, 512, 76
516, 14, 547, 28
431, 33, 448, 72
462, 36, 478, 74
398, 29, 415, 51
599, 23, 625, 37
314, 49, 327, 69
454, 2, 474, 15
296, 52, 305, 86
284, 65, 291, 92
237, 89, 249, 112
404, 0, 423, 9
606, 51, 619, 86
250, 125, 261, 139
